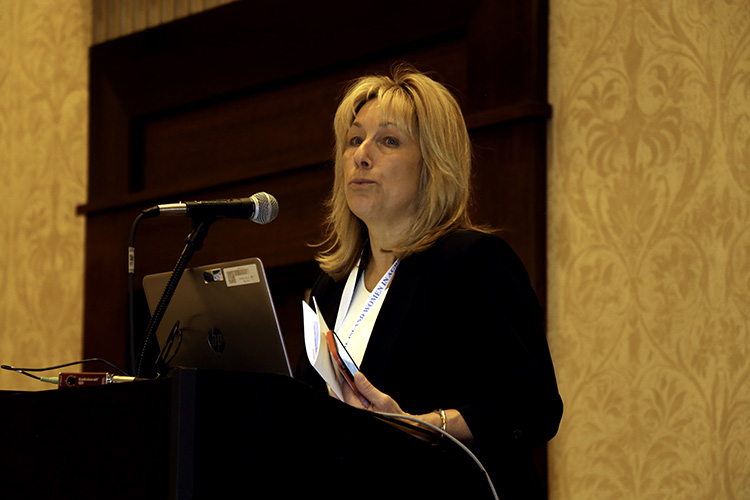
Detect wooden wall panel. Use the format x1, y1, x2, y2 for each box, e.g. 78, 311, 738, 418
83, 0, 549, 385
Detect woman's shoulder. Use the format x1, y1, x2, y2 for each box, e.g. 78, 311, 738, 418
429, 228, 532, 283
432, 228, 516, 258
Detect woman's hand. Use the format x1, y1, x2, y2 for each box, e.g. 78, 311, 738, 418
342, 372, 400, 413
340, 372, 475, 444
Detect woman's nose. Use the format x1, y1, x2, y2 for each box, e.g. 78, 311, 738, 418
354, 140, 372, 169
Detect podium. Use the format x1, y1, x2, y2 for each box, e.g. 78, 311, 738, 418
0, 370, 494, 499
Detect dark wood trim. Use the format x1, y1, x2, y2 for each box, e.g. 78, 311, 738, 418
85, 0, 550, 492
80, 102, 550, 217
85, 0, 549, 419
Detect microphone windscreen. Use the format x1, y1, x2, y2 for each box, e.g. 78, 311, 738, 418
251, 192, 279, 224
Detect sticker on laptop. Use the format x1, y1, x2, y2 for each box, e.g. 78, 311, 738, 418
203, 268, 225, 283
224, 263, 260, 287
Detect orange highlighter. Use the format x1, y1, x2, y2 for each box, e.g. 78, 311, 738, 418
325, 330, 370, 408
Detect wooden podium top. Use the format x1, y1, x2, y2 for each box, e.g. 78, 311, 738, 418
0, 370, 494, 499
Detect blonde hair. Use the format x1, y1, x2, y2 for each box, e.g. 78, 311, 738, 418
316, 65, 482, 280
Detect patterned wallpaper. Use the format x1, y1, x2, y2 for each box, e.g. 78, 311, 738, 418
2, 0, 748, 497
0, 1, 90, 392
0, 1, 235, 391
92, 0, 237, 44
547, 1, 750, 498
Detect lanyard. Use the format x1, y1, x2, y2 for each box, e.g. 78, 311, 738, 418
335, 257, 400, 347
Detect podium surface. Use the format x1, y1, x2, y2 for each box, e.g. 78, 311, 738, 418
0, 370, 493, 499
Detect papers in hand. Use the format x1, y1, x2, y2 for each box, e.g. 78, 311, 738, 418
302, 298, 350, 400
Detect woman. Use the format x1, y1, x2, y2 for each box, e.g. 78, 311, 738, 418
297, 65, 562, 498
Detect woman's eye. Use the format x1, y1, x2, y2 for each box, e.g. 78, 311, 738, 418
348, 136, 363, 146
384, 137, 399, 147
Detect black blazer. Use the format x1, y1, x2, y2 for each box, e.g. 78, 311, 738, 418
297, 230, 562, 498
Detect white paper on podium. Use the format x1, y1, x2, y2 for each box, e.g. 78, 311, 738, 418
302, 298, 344, 400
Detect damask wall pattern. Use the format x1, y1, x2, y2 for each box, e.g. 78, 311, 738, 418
92, 0, 237, 44
0, 1, 91, 392
547, 1, 750, 498
0, 1, 233, 391
2, 0, 749, 496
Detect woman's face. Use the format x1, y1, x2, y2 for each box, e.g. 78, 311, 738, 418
342, 99, 422, 231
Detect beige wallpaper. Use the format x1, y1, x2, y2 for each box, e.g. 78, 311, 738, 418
0, 1, 235, 391
2, 0, 748, 497
548, 1, 750, 498
0, 1, 90, 392
92, 0, 237, 44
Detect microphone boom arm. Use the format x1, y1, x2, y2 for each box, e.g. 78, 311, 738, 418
135, 217, 214, 378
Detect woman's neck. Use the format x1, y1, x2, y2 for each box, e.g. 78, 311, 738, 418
363, 230, 401, 291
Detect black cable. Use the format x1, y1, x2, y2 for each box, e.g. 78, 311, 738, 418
1, 358, 129, 379
372, 411, 500, 500
0, 367, 46, 381
128, 211, 147, 377
151, 320, 183, 376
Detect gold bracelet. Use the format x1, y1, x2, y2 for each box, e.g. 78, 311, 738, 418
433, 409, 447, 445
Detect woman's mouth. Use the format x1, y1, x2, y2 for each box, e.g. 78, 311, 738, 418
349, 178, 376, 186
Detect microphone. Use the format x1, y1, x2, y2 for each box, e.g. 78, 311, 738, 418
143, 192, 279, 224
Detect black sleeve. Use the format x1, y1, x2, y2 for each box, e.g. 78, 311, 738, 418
364, 231, 562, 452
447, 233, 562, 451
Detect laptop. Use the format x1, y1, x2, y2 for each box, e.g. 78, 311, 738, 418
142, 257, 293, 377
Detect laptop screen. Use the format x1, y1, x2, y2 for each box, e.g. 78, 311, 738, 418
142, 257, 292, 377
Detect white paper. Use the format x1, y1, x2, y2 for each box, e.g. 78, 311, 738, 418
302, 298, 343, 399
